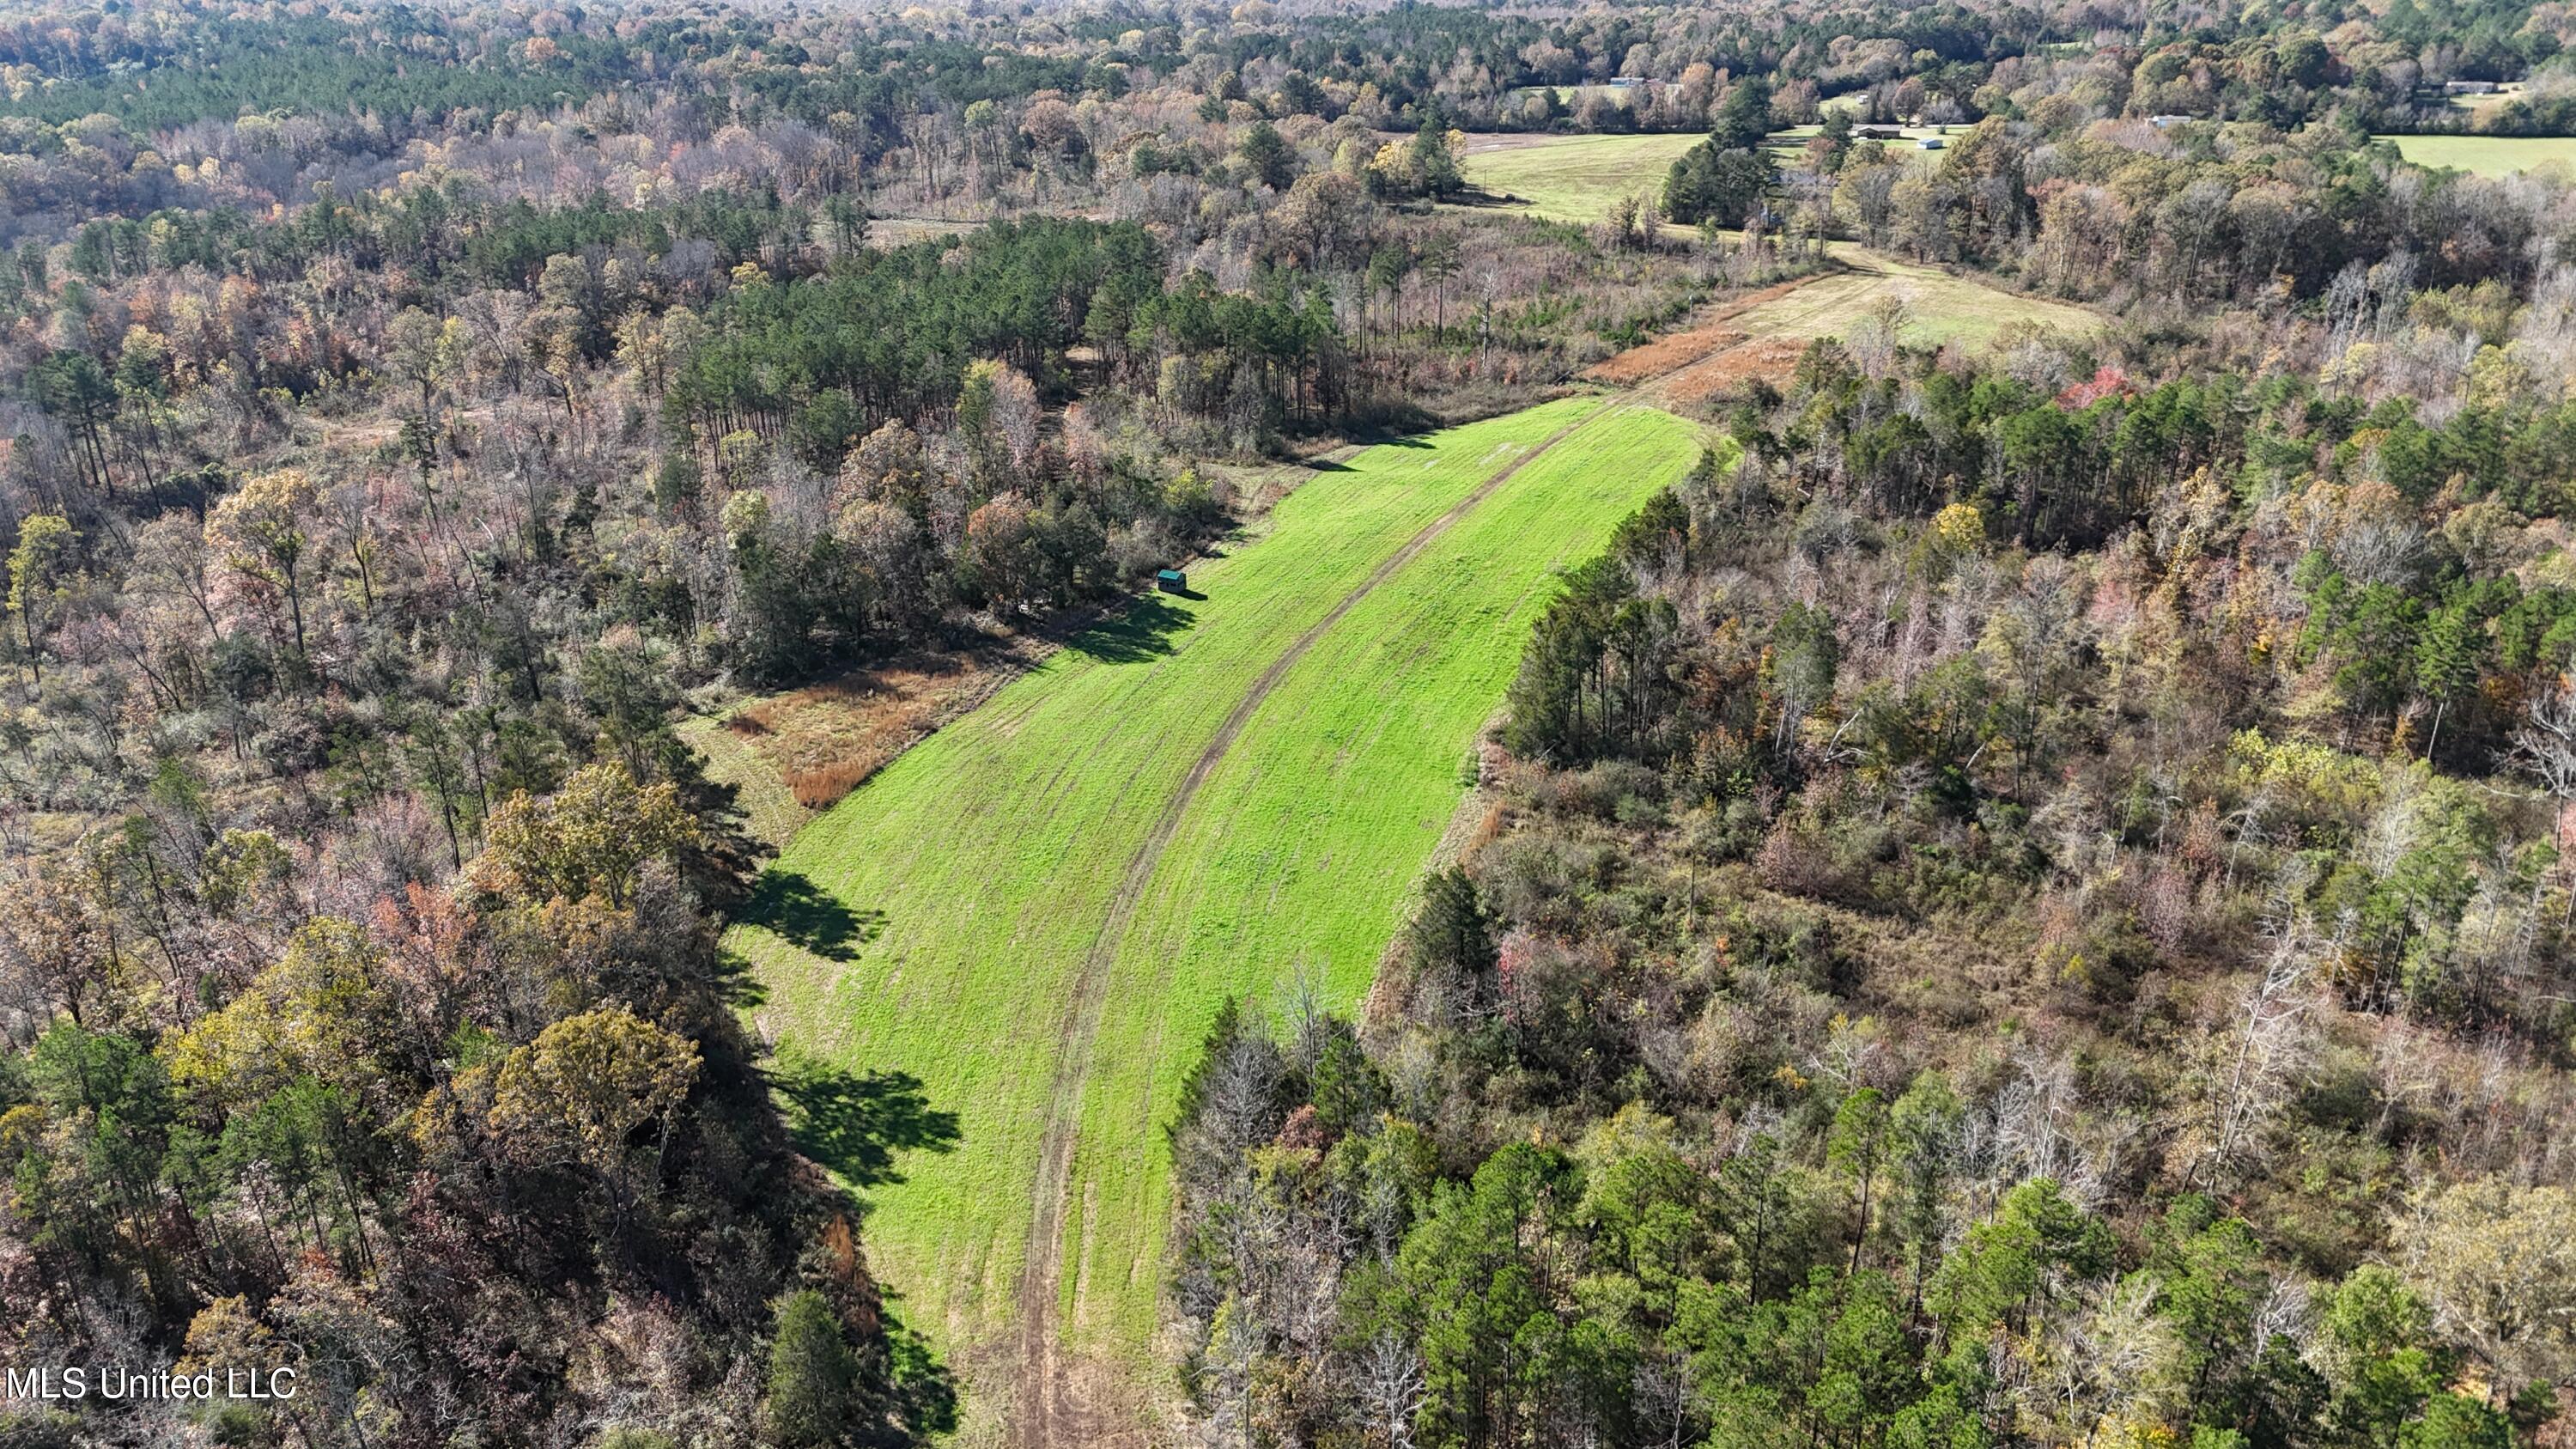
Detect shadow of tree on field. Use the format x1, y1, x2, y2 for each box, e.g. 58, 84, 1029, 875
773, 1050, 963, 1193
1062, 590, 1193, 664
740, 869, 881, 962
711, 944, 769, 1008
884, 1300, 960, 1439
775, 1054, 963, 1436
1344, 416, 1438, 446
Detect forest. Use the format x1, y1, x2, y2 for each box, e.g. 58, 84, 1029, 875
1, 0, 2575, 1446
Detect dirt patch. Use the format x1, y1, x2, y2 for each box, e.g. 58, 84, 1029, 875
1588, 325, 1748, 385
1582, 270, 1829, 386
1651, 337, 1811, 407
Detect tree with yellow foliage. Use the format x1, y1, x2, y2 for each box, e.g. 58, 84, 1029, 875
206, 467, 319, 663
468, 762, 698, 909
165, 917, 389, 1108
489, 1005, 699, 1231
6, 511, 76, 685
2397, 1178, 2576, 1402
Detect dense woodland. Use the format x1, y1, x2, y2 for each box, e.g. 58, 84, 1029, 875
1, 0, 2575, 1446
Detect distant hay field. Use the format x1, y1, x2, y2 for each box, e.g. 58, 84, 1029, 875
2379, 133, 2576, 178
1455, 127, 1953, 231
1455, 131, 1704, 223
1742, 247, 2107, 353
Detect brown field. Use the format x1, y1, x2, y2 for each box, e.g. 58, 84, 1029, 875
1653, 337, 1812, 406
1585, 326, 1748, 384
1588, 245, 2105, 405
1736, 245, 2105, 350
867, 215, 993, 247
728, 647, 1035, 805
1583, 271, 1823, 384
707, 637, 1042, 819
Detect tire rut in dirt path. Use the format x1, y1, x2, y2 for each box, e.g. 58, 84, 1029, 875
1005, 399, 1634, 1448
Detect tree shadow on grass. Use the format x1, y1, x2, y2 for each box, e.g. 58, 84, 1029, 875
778, 1060, 962, 1437
773, 1050, 963, 1192
1060, 590, 1193, 664
740, 868, 882, 963
884, 1308, 959, 1439
712, 946, 769, 1008
1343, 417, 1437, 446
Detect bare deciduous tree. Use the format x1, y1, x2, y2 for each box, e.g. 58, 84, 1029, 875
2200, 917, 2318, 1191
2513, 673, 2576, 922
1356, 1331, 1425, 1449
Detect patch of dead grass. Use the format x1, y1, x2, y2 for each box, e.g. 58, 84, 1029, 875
1654, 337, 1813, 407
722, 642, 1042, 811
1581, 271, 1823, 386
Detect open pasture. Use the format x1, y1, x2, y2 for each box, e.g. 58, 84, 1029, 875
2379, 133, 2576, 177
1456, 127, 1953, 230
1455, 131, 1703, 222
1741, 245, 2105, 352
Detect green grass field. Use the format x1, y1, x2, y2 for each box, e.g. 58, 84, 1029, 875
1456, 129, 1945, 228
2379, 133, 2576, 177
732, 397, 1704, 1404
1457, 133, 1704, 222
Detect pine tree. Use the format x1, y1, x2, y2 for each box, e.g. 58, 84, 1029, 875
766, 1290, 860, 1449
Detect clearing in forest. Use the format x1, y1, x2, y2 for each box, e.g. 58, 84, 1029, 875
1586, 247, 2102, 407
1455, 127, 1944, 228
1729, 245, 2104, 352
731, 396, 1705, 1435
1455, 131, 1704, 222
2378, 133, 2576, 178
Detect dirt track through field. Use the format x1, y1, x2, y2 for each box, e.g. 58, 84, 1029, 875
1007, 399, 1636, 1446
1004, 265, 1839, 1447
1595, 253, 1880, 405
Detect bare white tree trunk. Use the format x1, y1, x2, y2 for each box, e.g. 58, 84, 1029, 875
2202, 916, 2318, 1190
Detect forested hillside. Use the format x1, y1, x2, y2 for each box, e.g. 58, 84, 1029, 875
0, 0, 2574, 1446
1168, 369, 2576, 1443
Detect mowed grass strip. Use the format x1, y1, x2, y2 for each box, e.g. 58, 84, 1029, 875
732, 395, 1619, 1353
1055, 406, 1708, 1355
